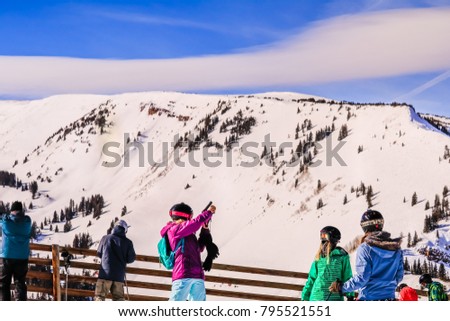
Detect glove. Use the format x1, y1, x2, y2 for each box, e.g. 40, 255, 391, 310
329, 281, 343, 294
198, 228, 212, 247
203, 242, 220, 271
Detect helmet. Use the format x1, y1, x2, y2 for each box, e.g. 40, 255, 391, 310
419, 274, 432, 285
169, 203, 193, 220
360, 209, 384, 233
320, 226, 341, 244
116, 220, 130, 234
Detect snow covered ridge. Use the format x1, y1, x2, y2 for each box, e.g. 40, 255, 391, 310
0, 92, 449, 286
417, 113, 450, 136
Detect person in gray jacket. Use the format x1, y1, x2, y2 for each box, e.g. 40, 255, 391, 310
94, 220, 136, 301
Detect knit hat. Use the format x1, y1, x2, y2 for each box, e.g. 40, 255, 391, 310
11, 201, 23, 213
360, 209, 384, 233
116, 220, 130, 233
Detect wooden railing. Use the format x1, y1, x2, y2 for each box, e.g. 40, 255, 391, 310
27, 243, 440, 301
28, 243, 307, 301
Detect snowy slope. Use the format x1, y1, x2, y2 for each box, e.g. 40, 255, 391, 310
0, 91, 449, 287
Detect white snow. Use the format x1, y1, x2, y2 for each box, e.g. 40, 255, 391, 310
0, 91, 449, 295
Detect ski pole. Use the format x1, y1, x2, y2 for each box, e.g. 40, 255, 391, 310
124, 274, 130, 301
203, 201, 213, 229
203, 201, 213, 212
326, 278, 342, 301
65, 265, 69, 301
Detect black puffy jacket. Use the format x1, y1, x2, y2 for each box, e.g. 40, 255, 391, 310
97, 226, 136, 282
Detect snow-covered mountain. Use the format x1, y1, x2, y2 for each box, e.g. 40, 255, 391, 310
0, 91, 449, 285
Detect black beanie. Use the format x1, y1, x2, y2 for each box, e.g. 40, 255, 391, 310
11, 201, 23, 212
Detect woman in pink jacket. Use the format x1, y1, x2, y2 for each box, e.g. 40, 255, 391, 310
160, 202, 216, 301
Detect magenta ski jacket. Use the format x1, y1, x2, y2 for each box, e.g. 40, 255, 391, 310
160, 210, 213, 281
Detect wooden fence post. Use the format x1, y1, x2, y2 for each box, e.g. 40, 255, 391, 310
52, 244, 61, 301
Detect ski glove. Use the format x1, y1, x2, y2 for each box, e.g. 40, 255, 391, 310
203, 242, 220, 271
198, 227, 220, 272
329, 280, 343, 294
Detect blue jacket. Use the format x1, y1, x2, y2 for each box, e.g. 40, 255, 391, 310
342, 231, 404, 300
97, 226, 136, 282
0, 212, 32, 259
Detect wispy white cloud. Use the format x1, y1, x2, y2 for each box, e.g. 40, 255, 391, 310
395, 70, 450, 101
1, 7, 450, 97
93, 10, 221, 32
90, 9, 287, 40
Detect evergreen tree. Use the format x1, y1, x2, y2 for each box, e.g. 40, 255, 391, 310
434, 194, 441, 208
73, 234, 80, 248
439, 263, 448, 280
416, 260, 423, 275
63, 221, 72, 233
407, 232, 411, 247
121, 206, 127, 217
404, 258, 410, 271
365, 186, 373, 208
413, 231, 419, 245
317, 179, 322, 191
317, 198, 324, 209
360, 182, 366, 195
30, 221, 38, 239
338, 124, 348, 141
30, 181, 38, 199
55, 225, 59, 233
52, 211, 58, 223
411, 192, 418, 206
343, 194, 348, 205
432, 262, 437, 277
95, 114, 106, 134
425, 201, 430, 210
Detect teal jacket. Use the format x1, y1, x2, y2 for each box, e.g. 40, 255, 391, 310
0, 213, 32, 259
302, 247, 354, 301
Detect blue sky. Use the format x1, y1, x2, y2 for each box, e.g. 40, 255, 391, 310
1, 0, 450, 116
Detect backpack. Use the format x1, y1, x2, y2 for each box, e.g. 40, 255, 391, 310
429, 282, 449, 301
157, 233, 184, 270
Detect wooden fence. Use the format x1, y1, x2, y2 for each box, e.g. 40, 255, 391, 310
27, 243, 307, 301
26, 243, 439, 301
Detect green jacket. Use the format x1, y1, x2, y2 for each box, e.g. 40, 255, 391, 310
427, 282, 448, 301
302, 247, 354, 301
